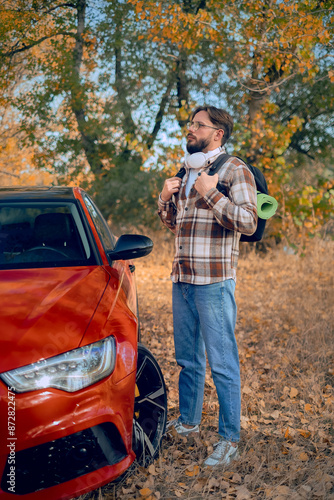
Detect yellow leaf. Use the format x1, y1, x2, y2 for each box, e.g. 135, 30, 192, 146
185, 465, 199, 477
139, 488, 153, 497
299, 452, 309, 461
177, 483, 187, 488
305, 403, 314, 414
290, 387, 298, 398
284, 427, 295, 440
297, 429, 311, 438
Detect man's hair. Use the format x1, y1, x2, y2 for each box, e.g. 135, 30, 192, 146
191, 105, 234, 146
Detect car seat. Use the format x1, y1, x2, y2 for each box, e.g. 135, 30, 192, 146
33, 213, 78, 256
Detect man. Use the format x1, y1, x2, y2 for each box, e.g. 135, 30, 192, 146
158, 105, 257, 467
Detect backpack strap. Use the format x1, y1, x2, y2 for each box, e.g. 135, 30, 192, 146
207, 153, 232, 196
175, 166, 186, 179
207, 153, 232, 175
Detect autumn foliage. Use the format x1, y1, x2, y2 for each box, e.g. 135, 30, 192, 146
0, 0, 333, 241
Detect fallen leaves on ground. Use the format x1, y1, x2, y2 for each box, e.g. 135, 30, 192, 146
79, 236, 334, 500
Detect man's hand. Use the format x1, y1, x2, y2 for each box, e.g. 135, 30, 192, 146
194, 172, 219, 197
161, 177, 182, 202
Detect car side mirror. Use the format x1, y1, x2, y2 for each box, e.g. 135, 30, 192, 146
108, 234, 153, 261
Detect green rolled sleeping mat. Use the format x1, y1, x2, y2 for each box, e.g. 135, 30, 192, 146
257, 192, 278, 220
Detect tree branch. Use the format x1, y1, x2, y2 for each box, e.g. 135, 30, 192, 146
0, 169, 20, 178
147, 76, 174, 150
0, 32, 81, 58
230, 69, 297, 94
42, 3, 77, 14
289, 141, 315, 160
114, 15, 136, 137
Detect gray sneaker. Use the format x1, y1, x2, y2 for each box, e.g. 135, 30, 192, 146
165, 418, 199, 436
204, 438, 239, 467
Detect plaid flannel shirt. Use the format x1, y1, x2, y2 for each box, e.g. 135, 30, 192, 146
158, 155, 257, 284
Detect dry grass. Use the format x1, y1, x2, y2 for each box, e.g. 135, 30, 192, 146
80, 232, 334, 500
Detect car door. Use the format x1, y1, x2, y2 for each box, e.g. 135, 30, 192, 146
81, 194, 137, 317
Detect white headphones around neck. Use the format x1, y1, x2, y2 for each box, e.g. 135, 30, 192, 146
185, 147, 223, 170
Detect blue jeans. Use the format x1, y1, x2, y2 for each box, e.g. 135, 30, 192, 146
172, 280, 240, 442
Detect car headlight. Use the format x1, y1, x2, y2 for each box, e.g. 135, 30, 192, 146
0, 336, 116, 393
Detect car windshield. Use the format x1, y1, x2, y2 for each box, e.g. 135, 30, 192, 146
0, 202, 97, 269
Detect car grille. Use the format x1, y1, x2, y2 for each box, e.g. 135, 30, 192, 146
1, 423, 127, 495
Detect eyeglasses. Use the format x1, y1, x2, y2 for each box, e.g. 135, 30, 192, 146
186, 121, 220, 132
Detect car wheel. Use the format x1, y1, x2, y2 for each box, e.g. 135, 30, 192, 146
132, 343, 167, 466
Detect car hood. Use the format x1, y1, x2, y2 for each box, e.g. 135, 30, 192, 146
0, 267, 110, 373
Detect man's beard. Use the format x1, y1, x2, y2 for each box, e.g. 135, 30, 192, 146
186, 136, 211, 154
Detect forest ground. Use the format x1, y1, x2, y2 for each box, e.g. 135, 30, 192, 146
80, 232, 334, 500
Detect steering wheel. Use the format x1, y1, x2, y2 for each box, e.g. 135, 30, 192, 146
25, 246, 69, 258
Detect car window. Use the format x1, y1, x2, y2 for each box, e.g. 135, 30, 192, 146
0, 202, 97, 269
83, 194, 116, 252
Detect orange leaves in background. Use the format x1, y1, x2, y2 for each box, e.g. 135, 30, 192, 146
0, 136, 55, 187
129, 0, 213, 51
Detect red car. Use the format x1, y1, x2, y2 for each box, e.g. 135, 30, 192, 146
0, 187, 167, 500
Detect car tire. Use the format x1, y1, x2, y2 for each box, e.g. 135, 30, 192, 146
132, 343, 167, 466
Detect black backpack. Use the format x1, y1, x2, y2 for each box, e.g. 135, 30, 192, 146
176, 154, 269, 242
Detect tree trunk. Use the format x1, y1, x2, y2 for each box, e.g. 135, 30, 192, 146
176, 51, 190, 128
70, 0, 105, 174
246, 53, 269, 163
